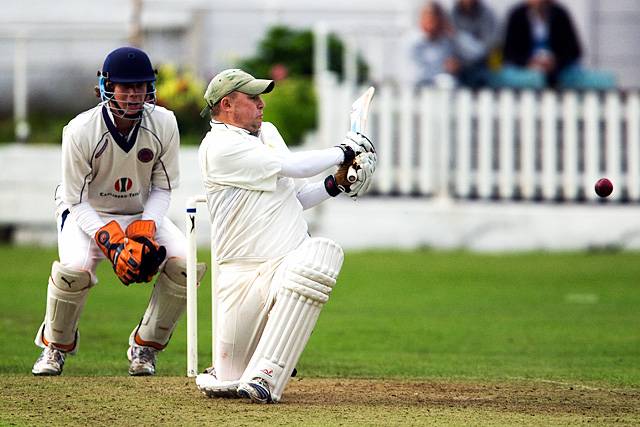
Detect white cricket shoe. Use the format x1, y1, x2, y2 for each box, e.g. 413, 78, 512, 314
127, 344, 158, 376
237, 377, 272, 404
32, 346, 66, 376
196, 367, 241, 398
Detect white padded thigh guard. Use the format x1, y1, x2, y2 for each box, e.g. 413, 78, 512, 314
242, 237, 344, 401
132, 257, 206, 349
34, 261, 93, 354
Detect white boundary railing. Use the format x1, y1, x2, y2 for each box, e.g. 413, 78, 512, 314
317, 79, 640, 203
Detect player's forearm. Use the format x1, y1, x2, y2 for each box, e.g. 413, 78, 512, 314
277, 148, 343, 178
142, 186, 171, 226
70, 202, 105, 237
296, 180, 333, 210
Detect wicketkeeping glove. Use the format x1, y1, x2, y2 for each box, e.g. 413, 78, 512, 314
95, 221, 145, 285
125, 220, 166, 283
125, 219, 157, 241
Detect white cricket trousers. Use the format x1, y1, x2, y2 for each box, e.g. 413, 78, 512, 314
213, 256, 287, 381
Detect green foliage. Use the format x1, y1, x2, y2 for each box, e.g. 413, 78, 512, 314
236, 25, 369, 146
238, 26, 369, 82
262, 78, 317, 146
1, 245, 639, 386
0, 112, 76, 144
155, 64, 209, 145
0, 117, 15, 142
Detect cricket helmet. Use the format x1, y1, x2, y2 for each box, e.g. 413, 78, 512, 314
97, 47, 157, 118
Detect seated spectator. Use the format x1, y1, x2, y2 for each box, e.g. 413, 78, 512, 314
451, 0, 498, 88
493, 0, 615, 90
406, 1, 461, 88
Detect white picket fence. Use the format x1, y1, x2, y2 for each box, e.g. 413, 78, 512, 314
318, 79, 640, 202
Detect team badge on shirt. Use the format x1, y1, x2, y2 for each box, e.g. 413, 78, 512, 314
114, 177, 133, 193
137, 148, 154, 163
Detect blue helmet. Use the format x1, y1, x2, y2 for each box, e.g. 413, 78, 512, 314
100, 46, 156, 83
98, 47, 157, 118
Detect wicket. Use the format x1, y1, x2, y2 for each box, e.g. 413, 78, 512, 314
185, 195, 210, 377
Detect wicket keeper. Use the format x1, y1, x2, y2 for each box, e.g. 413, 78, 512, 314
32, 47, 204, 377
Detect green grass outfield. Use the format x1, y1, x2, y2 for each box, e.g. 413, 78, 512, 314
1, 245, 638, 386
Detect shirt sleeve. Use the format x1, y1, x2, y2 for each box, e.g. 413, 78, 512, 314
142, 186, 171, 226
296, 180, 332, 210
61, 125, 93, 206
261, 122, 343, 178
70, 201, 105, 237
152, 113, 180, 190
275, 148, 343, 178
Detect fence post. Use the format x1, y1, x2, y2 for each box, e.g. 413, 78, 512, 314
541, 90, 558, 200
376, 84, 394, 194
313, 22, 331, 149
519, 91, 536, 199
398, 84, 414, 194
562, 92, 579, 200
418, 87, 435, 195
455, 89, 472, 198
477, 89, 494, 198
605, 91, 621, 200
13, 36, 30, 143
498, 90, 515, 199
627, 92, 640, 201
436, 88, 452, 198
583, 92, 600, 201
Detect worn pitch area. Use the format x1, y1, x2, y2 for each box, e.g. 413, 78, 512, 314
1, 377, 637, 426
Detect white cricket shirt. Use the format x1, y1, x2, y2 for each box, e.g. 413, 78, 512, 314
61, 104, 180, 215
199, 121, 308, 264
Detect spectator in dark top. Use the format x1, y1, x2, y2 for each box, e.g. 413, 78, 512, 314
451, 0, 498, 88
494, 0, 615, 90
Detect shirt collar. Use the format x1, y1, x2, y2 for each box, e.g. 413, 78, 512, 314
101, 105, 141, 153
210, 120, 261, 137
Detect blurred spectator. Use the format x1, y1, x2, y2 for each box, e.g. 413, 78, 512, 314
451, 0, 498, 88
406, 1, 461, 88
493, 0, 615, 90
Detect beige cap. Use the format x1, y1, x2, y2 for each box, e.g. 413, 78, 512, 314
200, 69, 274, 118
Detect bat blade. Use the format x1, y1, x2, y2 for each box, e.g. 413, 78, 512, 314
347, 87, 375, 183
350, 86, 375, 133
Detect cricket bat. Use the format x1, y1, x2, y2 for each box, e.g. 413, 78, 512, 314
347, 86, 375, 183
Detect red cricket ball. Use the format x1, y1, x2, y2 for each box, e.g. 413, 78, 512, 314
594, 178, 613, 198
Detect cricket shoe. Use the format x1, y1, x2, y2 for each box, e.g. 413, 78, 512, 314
237, 377, 272, 404
32, 346, 66, 376
196, 367, 241, 398
127, 344, 158, 376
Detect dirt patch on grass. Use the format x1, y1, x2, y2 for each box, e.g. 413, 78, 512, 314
1, 377, 638, 426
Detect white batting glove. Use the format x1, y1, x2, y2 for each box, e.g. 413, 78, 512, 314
348, 152, 377, 198
336, 132, 375, 164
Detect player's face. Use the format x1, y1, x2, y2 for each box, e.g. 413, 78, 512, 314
112, 82, 148, 114
227, 92, 265, 134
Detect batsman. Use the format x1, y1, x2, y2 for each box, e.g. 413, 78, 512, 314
31, 47, 205, 376
196, 69, 377, 403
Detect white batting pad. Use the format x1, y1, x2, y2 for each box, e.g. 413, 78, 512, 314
34, 261, 93, 354
241, 237, 343, 401
133, 257, 205, 349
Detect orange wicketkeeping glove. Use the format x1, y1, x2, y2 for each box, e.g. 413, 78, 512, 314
125, 219, 156, 240
95, 220, 144, 285
125, 219, 166, 283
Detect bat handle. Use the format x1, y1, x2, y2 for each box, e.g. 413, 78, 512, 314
347, 166, 358, 183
